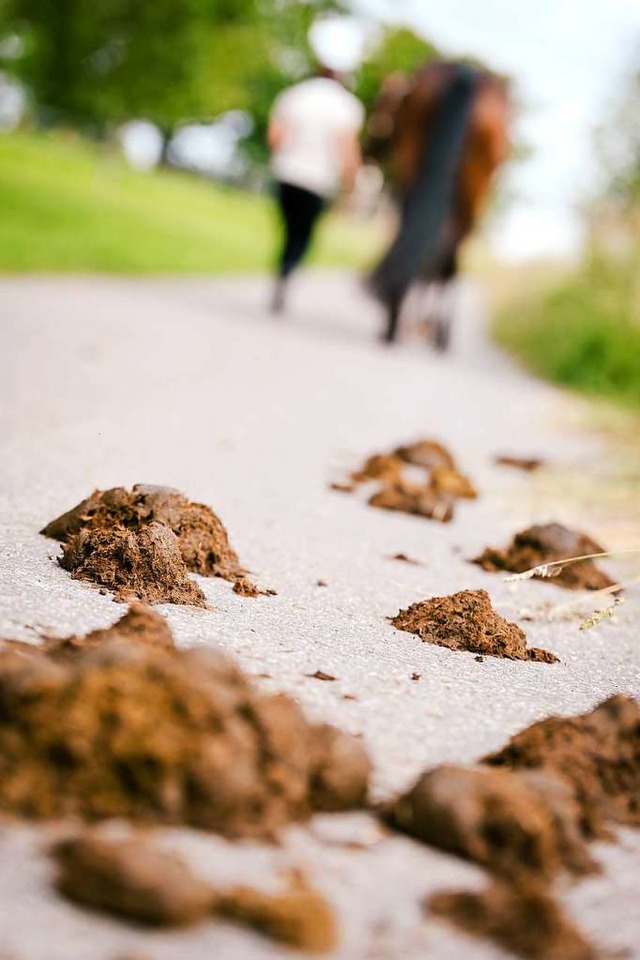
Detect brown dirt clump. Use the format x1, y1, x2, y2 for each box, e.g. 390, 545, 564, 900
42, 484, 242, 579
334, 438, 477, 524
53, 833, 337, 952
219, 879, 337, 953
394, 439, 456, 471
329, 481, 356, 493
41, 484, 254, 605
43, 603, 175, 660
429, 465, 477, 499
53, 834, 215, 926
58, 522, 206, 607
495, 454, 544, 472
232, 578, 276, 598
0, 606, 370, 835
429, 880, 599, 960
473, 522, 615, 591
389, 552, 422, 565
351, 453, 404, 484
392, 695, 639, 960
369, 480, 455, 522
390, 589, 558, 662
484, 694, 640, 838
386, 764, 595, 881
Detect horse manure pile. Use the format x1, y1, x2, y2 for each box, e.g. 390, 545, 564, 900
473, 522, 615, 591
0, 605, 370, 834
389, 694, 640, 861
42, 602, 175, 660
333, 438, 477, 523
368, 482, 455, 523
218, 877, 336, 953
53, 833, 336, 952
429, 882, 597, 960
54, 833, 215, 927
391, 588, 558, 662
387, 765, 595, 881
41, 484, 264, 606
485, 694, 640, 837
386, 694, 639, 960
0, 604, 173, 667
494, 454, 544, 472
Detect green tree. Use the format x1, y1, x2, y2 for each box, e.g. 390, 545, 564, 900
5, 0, 228, 132
3, 1, 445, 172
3, 0, 346, 146
202, 0, 347, 163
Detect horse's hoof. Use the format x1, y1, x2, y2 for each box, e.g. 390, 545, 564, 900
270, 279, 287, 316
433, 318, 451, 352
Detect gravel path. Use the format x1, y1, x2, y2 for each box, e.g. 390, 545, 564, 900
1, 271, 638, 960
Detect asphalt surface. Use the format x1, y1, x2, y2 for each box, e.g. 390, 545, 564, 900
0, 271, 639, 960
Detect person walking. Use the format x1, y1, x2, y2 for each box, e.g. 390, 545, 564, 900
268, 67, 364, 313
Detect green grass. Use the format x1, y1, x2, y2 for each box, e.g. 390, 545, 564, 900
0, 130, 382, 273
494, 262, 640, 408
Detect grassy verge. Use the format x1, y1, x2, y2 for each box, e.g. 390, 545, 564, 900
493, 260, 640, 408
0, 130, 383, 274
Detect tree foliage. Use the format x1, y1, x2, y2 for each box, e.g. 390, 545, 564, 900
202, 0, 348, 160
1, 0, 441, 164
5, 0, 237, 129
355, 25, 439, 115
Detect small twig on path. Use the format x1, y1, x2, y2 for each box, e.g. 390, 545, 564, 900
504, 548, 640, 583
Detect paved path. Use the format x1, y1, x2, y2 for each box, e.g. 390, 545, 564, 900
0, 272, 639, 960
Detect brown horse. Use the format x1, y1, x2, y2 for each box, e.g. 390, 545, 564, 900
367, 61, 510, 346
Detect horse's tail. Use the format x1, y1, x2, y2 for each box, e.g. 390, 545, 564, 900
369, 64, 477, 307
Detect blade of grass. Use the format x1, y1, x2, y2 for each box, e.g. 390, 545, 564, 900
504, 547, 640, 583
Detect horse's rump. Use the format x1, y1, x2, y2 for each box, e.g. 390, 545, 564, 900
369, 62, 509, 308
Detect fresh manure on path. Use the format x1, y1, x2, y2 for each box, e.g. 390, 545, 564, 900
53, 832, 337, 952
494, 454, 545, 472
429, 881, 598, 960
0, 605, 370, 834
41, 484, 266, 605
332, 438, 477, 523
386, 694, 639, 960
473, 523, 615, 591
390, 588, 558, 662
484, 694, 640, 836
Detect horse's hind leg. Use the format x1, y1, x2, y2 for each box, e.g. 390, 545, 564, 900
382, 294, 403, 344
434, 304, 452, 351
432, 281, 459, 351
431, 246, 459, 351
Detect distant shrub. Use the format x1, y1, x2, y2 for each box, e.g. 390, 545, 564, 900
494, 262, 640, 407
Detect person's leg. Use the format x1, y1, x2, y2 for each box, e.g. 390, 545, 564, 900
272, 183, 325, 313
271, 182, 293, 313
280, 184, 325, 277
276, 182, 297, 278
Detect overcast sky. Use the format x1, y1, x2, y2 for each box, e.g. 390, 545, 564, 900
351, 0, 640, 259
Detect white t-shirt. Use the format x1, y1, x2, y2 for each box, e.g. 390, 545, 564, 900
270, 77, 365, 198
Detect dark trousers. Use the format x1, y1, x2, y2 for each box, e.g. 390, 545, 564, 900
275, 181, 326, 278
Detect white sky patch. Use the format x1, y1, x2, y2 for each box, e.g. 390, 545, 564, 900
309, 16, 375, 71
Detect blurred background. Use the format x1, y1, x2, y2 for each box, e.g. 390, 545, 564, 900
0, 0, 639, 408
